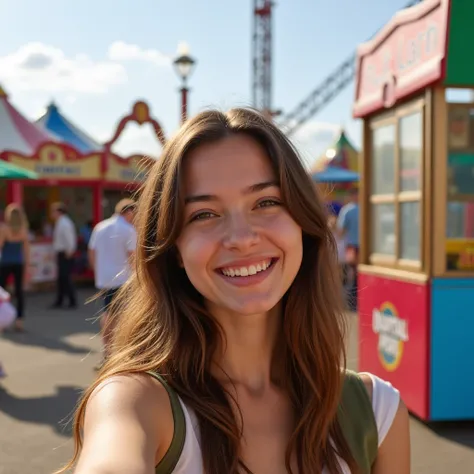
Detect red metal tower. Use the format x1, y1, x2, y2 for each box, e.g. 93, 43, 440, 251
252, 0, 273, 116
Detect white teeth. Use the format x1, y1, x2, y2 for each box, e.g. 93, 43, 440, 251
221, 259, 273, 277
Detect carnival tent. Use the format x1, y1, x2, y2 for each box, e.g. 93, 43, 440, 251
36, 102, 103, 154
0, 85, 58, 156
310, 129, 359, 174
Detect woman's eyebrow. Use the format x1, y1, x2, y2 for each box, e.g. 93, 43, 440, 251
184, 180, 279, 205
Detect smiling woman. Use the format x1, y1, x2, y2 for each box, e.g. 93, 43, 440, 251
59, 108, 409, 474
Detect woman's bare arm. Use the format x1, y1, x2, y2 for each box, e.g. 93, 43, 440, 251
74, 374, 174, 474
372, 399, 410, 473
359, 374, 410, 474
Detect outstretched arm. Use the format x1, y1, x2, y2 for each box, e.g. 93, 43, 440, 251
74, 374, 174, 474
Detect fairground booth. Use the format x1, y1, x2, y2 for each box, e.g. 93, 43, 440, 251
353, 0, 474, 422
0, 87, 161, 285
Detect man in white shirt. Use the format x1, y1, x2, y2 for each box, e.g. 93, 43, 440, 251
50, 202, 78, 309
88, 198, 137, 360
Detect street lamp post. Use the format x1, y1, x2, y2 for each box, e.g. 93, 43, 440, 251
173, 43, 196, 124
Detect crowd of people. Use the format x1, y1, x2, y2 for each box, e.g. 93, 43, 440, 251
0, 198, 138, 378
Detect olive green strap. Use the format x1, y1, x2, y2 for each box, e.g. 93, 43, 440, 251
145, 372, 186, 474
337, 370, 378, 474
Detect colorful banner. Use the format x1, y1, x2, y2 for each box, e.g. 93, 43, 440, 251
358, 272, 430, 420
6, 143, 101, 181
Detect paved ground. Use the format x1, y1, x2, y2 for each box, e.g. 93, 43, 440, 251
0, 289, 473, 473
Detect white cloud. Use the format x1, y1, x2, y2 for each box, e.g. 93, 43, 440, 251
108, 41, 171, 66
0, 42, 128, 94
290, 120, 342, 169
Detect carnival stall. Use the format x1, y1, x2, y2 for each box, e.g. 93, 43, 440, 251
353, 0, 474, 421
0, 86, 65, 284
1, 87, 162, 284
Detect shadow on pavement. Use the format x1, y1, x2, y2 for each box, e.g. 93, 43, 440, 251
1, 330, 93, 355
429, 421, 474, 449
0, 384, 82, 437
0, 288, 101, 355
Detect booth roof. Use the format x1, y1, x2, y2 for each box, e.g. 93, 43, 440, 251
309, 129, 359, 173
0, 85, 58, 155
311, 166, 360, 183
36, 102, 103, 154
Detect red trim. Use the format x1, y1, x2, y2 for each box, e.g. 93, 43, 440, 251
6, 181, 23, 203
93, 184, 103, 224
105, 100, 166, 156
2, 141, 101, 162
19, 179, 102, 187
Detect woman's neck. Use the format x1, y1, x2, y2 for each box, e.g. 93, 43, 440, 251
210, 304, 281, 394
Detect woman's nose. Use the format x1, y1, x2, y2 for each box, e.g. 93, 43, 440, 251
222, 215, 260, 251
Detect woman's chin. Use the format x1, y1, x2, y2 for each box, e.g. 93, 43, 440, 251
219, 296, 280, 317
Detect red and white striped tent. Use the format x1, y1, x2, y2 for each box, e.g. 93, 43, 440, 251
0, 85, 57, 156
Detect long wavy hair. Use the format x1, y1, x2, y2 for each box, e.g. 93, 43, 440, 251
4, 204, 28, 236
62, 108, 357, 474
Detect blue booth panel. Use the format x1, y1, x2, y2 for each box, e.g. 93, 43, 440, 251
431, 278, 474, 420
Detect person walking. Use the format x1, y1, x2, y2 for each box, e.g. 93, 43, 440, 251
88, 199, 137, 363
0, 204, 30, 332
337, 188, 360, 311
50, 202, 77, 309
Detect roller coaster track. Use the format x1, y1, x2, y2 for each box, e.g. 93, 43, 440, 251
280, 0, 425, 135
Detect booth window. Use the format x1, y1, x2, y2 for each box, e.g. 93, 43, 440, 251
445, 100, 474, 271
369, 104, 423, 269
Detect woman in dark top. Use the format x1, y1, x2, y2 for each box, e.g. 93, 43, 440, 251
0, 204, 30, 331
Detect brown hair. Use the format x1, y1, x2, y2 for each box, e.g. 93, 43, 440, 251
62, 108, 356, 474
4, 204, 28, 236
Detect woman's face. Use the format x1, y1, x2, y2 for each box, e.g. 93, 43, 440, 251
176, 134, 303, 316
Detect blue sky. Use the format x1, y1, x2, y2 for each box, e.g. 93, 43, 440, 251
1, 0, 413, 165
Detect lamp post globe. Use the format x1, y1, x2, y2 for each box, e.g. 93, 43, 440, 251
173, 44, 196, 123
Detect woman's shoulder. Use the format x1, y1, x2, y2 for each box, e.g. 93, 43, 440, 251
88, 371, 172, 414
81, 372, 175, 466
85, 372, 174, 437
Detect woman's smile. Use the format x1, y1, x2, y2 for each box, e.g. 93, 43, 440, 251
216, 257, 279, 287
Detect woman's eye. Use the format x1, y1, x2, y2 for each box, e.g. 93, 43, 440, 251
190, 211, 216, 222
256, 199, 281, 209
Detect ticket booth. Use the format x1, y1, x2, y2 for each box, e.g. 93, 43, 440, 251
353, 0, 474, 421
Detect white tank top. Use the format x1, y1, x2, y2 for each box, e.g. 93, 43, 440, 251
170, 373, 400, 473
